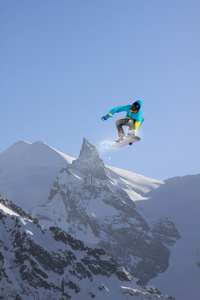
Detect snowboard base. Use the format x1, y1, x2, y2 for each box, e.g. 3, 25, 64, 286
112, 136, 140, 148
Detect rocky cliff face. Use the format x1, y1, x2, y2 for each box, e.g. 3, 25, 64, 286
0, 197, 174, 300
33, 139, 180, 283
72, 138, 111, 180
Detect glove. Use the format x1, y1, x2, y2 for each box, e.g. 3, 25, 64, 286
101, 113, 112, 121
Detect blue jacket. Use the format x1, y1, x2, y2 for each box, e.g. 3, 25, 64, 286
109, 100, 144, 124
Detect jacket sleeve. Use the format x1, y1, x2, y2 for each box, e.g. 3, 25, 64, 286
109, 105, 129, 116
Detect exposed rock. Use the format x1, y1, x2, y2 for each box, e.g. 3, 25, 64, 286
72, 138, 111, 180
153, 217, 181, 246
0, 197, 174, 300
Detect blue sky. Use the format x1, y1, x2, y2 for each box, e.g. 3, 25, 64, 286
1, 0, 200, 180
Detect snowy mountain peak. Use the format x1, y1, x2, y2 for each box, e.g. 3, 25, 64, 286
0, 140, 74, 168
72, 138, 111, 180
33, 164, 181, 283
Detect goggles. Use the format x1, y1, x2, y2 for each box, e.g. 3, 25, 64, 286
130, 109, 138, 113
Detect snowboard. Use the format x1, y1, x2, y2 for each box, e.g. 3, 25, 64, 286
112, 136, 140, 148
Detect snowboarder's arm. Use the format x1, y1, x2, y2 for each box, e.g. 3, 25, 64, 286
101, 105, 127, 121
109, 105, 130, 116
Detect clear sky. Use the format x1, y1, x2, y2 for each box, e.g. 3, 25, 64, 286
1, 0, 200, 180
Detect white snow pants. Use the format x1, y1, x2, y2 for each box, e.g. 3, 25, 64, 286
115, 118, 136, 137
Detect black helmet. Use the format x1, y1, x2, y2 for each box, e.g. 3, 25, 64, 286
130, 102, 140, 112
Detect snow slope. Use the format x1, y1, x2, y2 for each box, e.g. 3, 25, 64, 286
107, 165, 164, 201
0, 141, 74, 212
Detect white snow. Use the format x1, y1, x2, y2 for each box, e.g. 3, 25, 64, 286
107, 165, 164, 201
0, 203, 19, 217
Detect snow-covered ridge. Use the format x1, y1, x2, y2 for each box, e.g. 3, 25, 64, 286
0, 140, 74, 169
0, 141, 75, 211
0, 139, 162, 212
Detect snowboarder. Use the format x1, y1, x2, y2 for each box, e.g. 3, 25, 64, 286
101, 100, 144, 142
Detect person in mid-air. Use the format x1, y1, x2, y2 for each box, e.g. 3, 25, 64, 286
101, 100, 144, 142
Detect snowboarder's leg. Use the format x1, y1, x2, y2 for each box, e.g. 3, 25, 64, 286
115, 119, 127, 138
115, 119, 136, 142
127, 119, 136, 136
